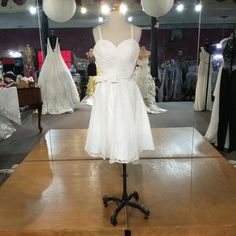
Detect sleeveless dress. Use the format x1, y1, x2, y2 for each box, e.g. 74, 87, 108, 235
194, 47, 212, 111
38, 38, 80, 115
85, 25, 154, 164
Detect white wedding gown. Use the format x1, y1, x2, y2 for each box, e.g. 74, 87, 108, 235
205, 63, 229, 148
134, 58, 167, 114
194, 47, 212, 111
38, 38, 80, 114
85, 25, 154, 163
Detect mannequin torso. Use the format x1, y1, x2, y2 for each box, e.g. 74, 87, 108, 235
93, 11, 141, 45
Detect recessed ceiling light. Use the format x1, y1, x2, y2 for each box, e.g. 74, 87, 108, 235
176, 3, 184, 12
80, 7, 87, 14
29, 6, 37, 15
120, 3, 128, 15
195, 3, 202, 12
101, 4, 111, 15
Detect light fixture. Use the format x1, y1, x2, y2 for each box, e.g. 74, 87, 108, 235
195, 3, 202, 12
119, 3, 128, 14
213, 54, 223, 60
128, 16, 133, 22
29, 6, 37, 15
101, 4, 111, 15
98, 16, 104, 23
9, 51, 22, 58
216, 43, 222, 49
80, 6, 87, 14
176, 3, 184, 12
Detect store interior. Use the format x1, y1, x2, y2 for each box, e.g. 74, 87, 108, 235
0, 0, 236, 235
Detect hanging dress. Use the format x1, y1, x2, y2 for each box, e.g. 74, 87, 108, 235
38, 38, 80, 115
194, 47, 212, 111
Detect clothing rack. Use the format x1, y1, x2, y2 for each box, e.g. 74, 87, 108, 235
103, 163, 150, 226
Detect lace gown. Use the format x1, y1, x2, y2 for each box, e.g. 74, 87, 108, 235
38, 38, 80, 114
85, 25, 154, 163
134, 58, 167, 114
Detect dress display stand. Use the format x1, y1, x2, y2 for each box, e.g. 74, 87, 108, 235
103, 164, 150, 226
86, 10, 154, 226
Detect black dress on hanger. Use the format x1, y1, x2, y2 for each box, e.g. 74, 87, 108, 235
218, 30, 236, 152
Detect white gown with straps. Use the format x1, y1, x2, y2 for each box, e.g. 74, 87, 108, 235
85, 25, 154, 163
38, 38, 80, 115
194, 47, 212, 111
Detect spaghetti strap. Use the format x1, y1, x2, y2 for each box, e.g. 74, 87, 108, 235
131, 24, 134, 39
98, 26, 103, 40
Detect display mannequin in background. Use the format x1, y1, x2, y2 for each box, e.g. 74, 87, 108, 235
85, 9, 154, 163
80, 48, 97, 106
49, 30, 57, 51
22, 44, 37, 81
134, 46, 167, 114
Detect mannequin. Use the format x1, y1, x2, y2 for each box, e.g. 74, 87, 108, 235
93, 11, 141, 45
49, 30, 57, 51
22, 44, 36, 81
86, 7, 152, 226
134, 46, 167, 114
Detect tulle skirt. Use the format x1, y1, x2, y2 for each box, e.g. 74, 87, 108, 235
85, 78, 154, 163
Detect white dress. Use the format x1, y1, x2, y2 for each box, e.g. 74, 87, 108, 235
194, 47, 212, 111
134, 58, 167, 114
205, 63, 229, 148
38, 38, 80, 114
85, 25, 154, 164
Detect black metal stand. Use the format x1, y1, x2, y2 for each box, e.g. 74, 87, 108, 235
103, 164, 150, 226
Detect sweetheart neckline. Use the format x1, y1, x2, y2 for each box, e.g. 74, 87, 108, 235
95, 38, 139, 49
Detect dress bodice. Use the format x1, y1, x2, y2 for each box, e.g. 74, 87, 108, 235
200, 47, 210, 64
93, 26, 139, 81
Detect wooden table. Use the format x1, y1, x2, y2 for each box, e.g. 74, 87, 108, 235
17, 87, 43, 132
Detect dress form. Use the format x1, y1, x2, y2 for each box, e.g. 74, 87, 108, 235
93, 11, 141, 45
49, 31, 57, 51
89, 10, 151, 225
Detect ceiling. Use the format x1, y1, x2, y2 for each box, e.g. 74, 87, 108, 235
0, 0, 236, 29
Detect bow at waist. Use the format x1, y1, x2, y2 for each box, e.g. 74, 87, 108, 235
96, 74, 133, 83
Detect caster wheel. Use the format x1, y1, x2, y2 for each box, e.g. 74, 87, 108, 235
103, 196, 109, 207
111, 216, 118, 226
133, 191, 139, 201
144, 210, 150, 220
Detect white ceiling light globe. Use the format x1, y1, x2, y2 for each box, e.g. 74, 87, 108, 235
141, 0, 174, 18
43, 0, 76, 23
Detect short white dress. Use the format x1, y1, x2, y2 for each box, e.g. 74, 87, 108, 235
85, 25, 154, 163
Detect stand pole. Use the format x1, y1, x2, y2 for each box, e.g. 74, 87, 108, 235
122, 164, 127, 199
103, 163, 150, 226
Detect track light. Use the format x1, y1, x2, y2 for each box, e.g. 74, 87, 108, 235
101, 4, 111, 15
195, 3, 202, 12
98, 16, 104, 23
80, 6, 87, 14
176, 3, 184, 12
119, 3, 128, 14
128, 16, 133, 22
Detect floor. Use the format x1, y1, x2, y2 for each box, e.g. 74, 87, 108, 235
1, 102, 236, 235
0, 101, 228, 184
0, 102, 211, 167
1, 128, 236, 235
